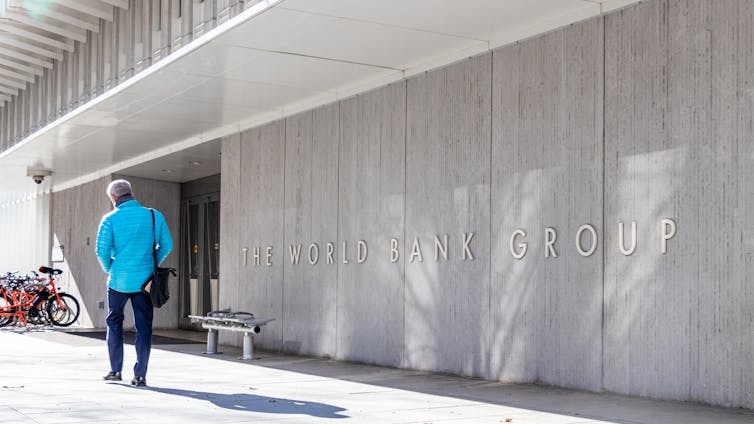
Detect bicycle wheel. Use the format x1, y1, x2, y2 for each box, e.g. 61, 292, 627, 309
27, 306, 47, 325
46, 293, 80, 327
0, 295, 13, 327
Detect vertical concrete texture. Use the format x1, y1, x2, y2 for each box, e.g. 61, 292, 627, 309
237, 121, 286, 351
218, 133, 241, 347
51, 177, 112, 328
405, 55, 491, 378
490, 18, 604, 391
115, 175, 182, 329
604, 0, 754, 408
282, 105, 339, 357
213, 0, 754, 409
337, 83, 406, 367
51, 175, 181, 329
737, 2, 754, 409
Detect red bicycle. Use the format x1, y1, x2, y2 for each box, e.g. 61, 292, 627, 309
0, 266, 80, 327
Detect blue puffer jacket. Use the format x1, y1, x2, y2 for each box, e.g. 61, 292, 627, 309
95, 199, 173, 293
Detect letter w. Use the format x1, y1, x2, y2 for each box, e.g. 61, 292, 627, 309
289, 244, 302, 264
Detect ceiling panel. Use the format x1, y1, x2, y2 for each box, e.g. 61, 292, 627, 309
176, 77, 328, 109
73, 128, 179, 149
279, 0, 594, 40
66, 110, 123, 129
117, 138, 222, 183
42, 123, 101, 141
218, 49, 393, 92
119, 70, 210, 101
89, 92, 144, 114
116, 115, 218, 138
214, 7, 485, 70
51, 130, 171, 174
138, 97, 267, 125
50, 145, 115, 176
168, 43, 261, 77
90, 71, 211, 120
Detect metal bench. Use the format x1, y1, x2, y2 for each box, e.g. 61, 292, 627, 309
188, 310, 275, 360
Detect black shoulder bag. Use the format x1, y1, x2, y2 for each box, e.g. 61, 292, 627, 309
141, 209, 176, 308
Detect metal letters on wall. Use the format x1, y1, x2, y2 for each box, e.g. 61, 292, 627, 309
239, 219, 677, 267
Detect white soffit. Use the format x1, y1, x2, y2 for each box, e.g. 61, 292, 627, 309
0, 0, 641, 193
116, 138, 223, 184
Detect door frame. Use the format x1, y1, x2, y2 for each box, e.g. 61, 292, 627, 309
179, 191, 220, 330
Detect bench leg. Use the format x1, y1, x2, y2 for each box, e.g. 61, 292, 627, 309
241, 332, 254, 360
206, 329, 218, 354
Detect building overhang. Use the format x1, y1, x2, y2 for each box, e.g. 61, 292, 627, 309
0, 0, 639, 192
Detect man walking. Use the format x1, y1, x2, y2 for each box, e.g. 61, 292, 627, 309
95, 179, 173, 386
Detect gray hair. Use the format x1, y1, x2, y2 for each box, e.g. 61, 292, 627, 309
106, 179, 132, 198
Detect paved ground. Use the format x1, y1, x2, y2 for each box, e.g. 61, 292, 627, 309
1, 328, 752, 424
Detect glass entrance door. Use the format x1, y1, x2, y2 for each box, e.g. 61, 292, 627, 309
181, 193, 220, 328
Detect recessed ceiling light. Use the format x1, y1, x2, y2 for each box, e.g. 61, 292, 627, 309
189, 161, 202, 166
161, 169, 175, 173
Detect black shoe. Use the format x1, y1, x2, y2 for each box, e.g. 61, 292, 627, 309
103, 372, 122, 381
131, 376, 147, 387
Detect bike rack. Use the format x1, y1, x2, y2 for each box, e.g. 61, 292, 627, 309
188, 309, 274, 360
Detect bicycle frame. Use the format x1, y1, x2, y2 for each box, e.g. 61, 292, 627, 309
1, 280, 36, 326
0, 272, 68, 326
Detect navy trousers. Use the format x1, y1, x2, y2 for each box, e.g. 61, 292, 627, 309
106, 288, 153, 378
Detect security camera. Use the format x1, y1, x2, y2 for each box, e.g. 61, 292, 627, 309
26, 168, 52, 185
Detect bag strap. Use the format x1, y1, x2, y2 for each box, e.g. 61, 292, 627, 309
150, 209, 157, 272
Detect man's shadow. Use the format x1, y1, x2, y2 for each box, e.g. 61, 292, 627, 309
126, 385, 348, 418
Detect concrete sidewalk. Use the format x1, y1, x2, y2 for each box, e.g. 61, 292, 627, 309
0, 328, 752, 424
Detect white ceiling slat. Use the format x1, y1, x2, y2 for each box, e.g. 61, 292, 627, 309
0, 0, 112, 112
1, 22, 75, 51
53, 0, 113, 21
0, 46, 51, 68
97, 0, 129, 10
0, 37, 63, 61
0, 93, 11, 102
6, 11, 87, 43
16, 3, 100, 33
0, 76, 26, 90
0, 65, 35, 83
0, 54, 43, 75
0, 84, 18, 96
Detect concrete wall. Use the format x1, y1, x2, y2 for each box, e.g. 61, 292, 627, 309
115, 175, 182, 329
237, 121, 287, 350
491, 17, 604, 391
51, 175, 181, 329
337, 85, 406, 366
603, 0, 754, 408
405, 55, 491, 377
283, 104, 340, 358
219, 133, 241, 346
216, 0, 753, 409
51, 177, 112, 328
